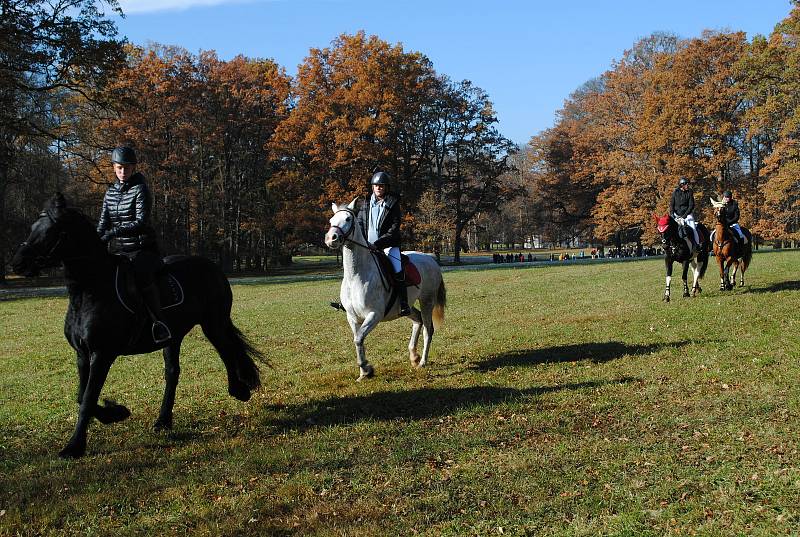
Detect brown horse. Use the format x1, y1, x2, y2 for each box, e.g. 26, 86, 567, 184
710, 198, 752, 290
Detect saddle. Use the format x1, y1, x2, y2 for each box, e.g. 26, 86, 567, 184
373, 251, 421, 288
114, 257, 184, 316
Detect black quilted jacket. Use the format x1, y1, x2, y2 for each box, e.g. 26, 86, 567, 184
96, 173, 158, 253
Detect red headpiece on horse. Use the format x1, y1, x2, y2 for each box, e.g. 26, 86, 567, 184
656, 214, 670, 234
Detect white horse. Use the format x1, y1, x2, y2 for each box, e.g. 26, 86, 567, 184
324, 199, 447, 381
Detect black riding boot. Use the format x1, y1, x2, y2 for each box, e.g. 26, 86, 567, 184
142, 283, 172, 344
395, 270, 411, 316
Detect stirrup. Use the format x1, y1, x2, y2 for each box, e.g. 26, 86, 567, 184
152, 321, 171, 344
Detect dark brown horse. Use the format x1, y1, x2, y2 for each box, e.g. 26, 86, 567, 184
710, 199, 752, 290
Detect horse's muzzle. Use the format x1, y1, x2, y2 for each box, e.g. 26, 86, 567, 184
324, 230, 341, 249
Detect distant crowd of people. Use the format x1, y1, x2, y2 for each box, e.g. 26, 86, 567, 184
492, 246, 664, 264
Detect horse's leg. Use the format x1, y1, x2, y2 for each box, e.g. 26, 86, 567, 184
407, 307, 423, 366
154, 337, 183, 431
681, 261, 691, 297
731, 260, 740, 289
417, 301, 436, 368
724, 258, 735, 290
352, 312, 380, 381
59, 352, 115, 459
75, 347, 89, 404
663, 258, 672, 302
740, 260, 747, 287
690, 259, 701, 296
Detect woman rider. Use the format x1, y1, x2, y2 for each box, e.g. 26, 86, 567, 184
97, 146, 171, 343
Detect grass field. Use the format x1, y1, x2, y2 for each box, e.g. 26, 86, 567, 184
2, 251, 800, 536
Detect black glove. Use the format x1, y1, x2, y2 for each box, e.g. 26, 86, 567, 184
100, 228, 117, 242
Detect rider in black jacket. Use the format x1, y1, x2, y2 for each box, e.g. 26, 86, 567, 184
97, 147, 171, 343
668, 177, 699, 249
357, 171, 410, 316
721, 190, 747, 244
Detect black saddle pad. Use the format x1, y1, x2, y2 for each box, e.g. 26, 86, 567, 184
115, 260, 184, 315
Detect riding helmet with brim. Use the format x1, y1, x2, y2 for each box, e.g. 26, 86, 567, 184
370, 171, 390, 185
111, 146, 137, 164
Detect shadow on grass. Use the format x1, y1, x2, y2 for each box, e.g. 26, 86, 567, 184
472, 340, 690, 372
749, 280, 800, 294
268, 377, 637, 430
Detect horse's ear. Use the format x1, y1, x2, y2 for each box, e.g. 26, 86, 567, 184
50, 192, 66, 209
331, 202, 339, 213
348, 198, 358, 210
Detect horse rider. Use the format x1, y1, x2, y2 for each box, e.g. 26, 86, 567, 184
97, 146, 171, 343
358, 171, 411, 316
669, 177, 700, 250
720, 190, 747, 244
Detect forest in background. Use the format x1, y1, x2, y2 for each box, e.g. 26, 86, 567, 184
3, 0, 800, 280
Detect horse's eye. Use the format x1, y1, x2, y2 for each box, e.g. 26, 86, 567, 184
346, 217, 351, 222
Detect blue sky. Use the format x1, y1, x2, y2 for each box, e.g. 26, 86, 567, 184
113, 0, 793, 145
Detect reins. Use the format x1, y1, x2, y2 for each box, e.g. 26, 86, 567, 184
331, 208, 391, 292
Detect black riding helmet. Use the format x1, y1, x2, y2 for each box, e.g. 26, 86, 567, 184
678, 177, 688, 186
723, 190, 732, 199
111, 146, 137, 164
370, 171, 390, 186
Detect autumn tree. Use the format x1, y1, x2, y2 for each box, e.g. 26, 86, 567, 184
740, 5, 800, 244
0, 0, 125, 281
639, 31, 749, 228
269, 32, 440, 260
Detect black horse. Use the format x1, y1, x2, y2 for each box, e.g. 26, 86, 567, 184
655, 213, 710, 302
11, 194, 263, 458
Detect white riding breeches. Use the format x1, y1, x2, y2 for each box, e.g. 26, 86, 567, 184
384, 246, 401, 273
674, 213, 699, 244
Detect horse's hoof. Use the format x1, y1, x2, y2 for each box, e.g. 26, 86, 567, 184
58, 443, 86, 459
682, 292, 690, 298
663, 295, 670, 302
153, 417, 173, 432
95, 400, 131, 424
356, 365, 374, 381
410, 353, 422, 366
229, 384, 251, 402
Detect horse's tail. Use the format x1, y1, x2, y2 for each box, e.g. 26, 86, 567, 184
432, 278, 446, 329
227, 321, 266, 390
202, 318, 265, 397
742, 241, 753, 270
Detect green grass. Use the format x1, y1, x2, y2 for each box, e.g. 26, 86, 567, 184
2, 252, 800, 535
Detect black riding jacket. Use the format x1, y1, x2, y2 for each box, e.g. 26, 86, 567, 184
97, 173, 158, 254
358, 193, 402, 249
669, 187, 695, 218
720, 200, 740, 225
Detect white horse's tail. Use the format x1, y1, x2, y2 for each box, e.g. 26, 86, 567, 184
433, 278, 446, 329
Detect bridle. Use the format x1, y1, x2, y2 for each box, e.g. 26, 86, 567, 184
328, 207, 391, 290
713, 208, 733, 250
18, 210, 68, 268
329, 208, 372, 252
18, 209, 93, 268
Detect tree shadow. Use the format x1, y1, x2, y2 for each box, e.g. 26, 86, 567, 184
472, 340, 690, 372
749, 280, 800, 294
267, 377, 637, 430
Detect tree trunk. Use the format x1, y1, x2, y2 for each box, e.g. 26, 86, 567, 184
453, 222, 464, 263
